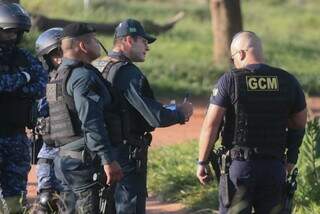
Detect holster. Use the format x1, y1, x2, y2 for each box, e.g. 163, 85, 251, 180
128, 132, 152, 172
210, 147, 228, 184
281, 168, 298, 214
219, 151, 232, 208
93, 171, 116, 214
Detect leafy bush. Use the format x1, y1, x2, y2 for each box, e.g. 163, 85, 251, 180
295, 118, 320, 210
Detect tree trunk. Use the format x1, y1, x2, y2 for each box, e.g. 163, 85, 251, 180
210, 0, 243, 67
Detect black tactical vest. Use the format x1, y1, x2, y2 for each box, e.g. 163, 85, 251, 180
45, 63, 83, 146
101, 60, 131, 144
101, 59, 155, 144
0, 49, 37, 135
222, 66, 292, 158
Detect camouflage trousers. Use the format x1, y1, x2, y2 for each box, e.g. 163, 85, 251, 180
54, 153, 99, 213
0, 133, 31, 212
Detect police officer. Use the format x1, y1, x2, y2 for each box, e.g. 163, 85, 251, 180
197, 31, 307, 214
50, 23, 123, 213
97, 19, 193, 214
34, 27, 77, 212
0, 2, 47, 213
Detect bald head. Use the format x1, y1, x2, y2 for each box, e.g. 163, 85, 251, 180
60, 33, 101, 63
230, 31, 264, 68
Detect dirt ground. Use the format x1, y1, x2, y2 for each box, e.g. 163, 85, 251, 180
27, 97, 318, 213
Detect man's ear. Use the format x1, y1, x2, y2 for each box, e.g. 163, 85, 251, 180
239, 50, 246, 60
79, 41, 88, 53
125, 35, 134, 46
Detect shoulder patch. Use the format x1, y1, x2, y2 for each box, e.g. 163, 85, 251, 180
212, 88, 219, 96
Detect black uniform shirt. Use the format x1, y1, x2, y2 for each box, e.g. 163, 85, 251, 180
210, 64, 306, 114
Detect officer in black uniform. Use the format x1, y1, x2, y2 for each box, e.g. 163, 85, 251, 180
197, 31, 307, 214
97, 19, 193, 214
47, 23, 123, 213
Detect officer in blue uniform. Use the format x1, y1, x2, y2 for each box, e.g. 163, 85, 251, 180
34, 27, 78, 212
197, 31, 307, 214
0, 2, 47, 213
50, 23, 123, 213
97, 19, 193, 214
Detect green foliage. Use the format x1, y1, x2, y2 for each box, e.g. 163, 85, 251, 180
148, 141, 219, 211
295, 118, 320, 208
20, 0, 320, 96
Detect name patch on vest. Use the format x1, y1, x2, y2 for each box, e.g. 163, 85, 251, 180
246, 76, 279, 91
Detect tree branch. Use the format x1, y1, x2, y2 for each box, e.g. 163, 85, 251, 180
31, 12, 185, 35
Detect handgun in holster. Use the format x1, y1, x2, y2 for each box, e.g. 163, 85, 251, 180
209, 147, 227, 184
128, 133, 152, 172
93, 171, 116, 214
220, 151, 232, 208
282, 168, 298, 214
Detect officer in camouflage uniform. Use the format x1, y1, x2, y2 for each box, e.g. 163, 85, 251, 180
197, 31, 307, 214
0, 2, 47, 213
48, 23, 123, 213
34, 27, 77, 212
95, 19, 193, 214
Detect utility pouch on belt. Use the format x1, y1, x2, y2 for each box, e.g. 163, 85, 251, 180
220, 152, 232, 207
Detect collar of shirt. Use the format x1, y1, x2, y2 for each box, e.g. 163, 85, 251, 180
245, 63, 268, 72
60, 57, 83, 67
108, 51, 131, 62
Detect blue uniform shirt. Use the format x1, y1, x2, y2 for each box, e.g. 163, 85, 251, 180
60, 58, 114, 164
0, 48, 47, 97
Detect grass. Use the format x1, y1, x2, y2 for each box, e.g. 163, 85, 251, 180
20, 0, 320, 97
148, 140, 219, 212
148, 139, 320, 213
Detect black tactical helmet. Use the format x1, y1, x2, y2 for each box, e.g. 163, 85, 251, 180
0, 2, 31, 32
35, 28, 63, 56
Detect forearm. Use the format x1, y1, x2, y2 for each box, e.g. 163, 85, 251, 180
126, 88, 182, 128
0, 72, 28, 92
286, 128, 305, 164
20, 73, 47, 99
198, 124, 219, 162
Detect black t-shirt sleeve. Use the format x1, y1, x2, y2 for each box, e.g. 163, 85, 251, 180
210, 73, 232, 108
290, 75, 306, 114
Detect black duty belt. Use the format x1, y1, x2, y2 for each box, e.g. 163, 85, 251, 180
230, 147, 281, 161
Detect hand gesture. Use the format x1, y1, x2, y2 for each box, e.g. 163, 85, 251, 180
177, 101, 193, 122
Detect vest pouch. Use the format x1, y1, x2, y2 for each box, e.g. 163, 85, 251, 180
49, 100, 78, 140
